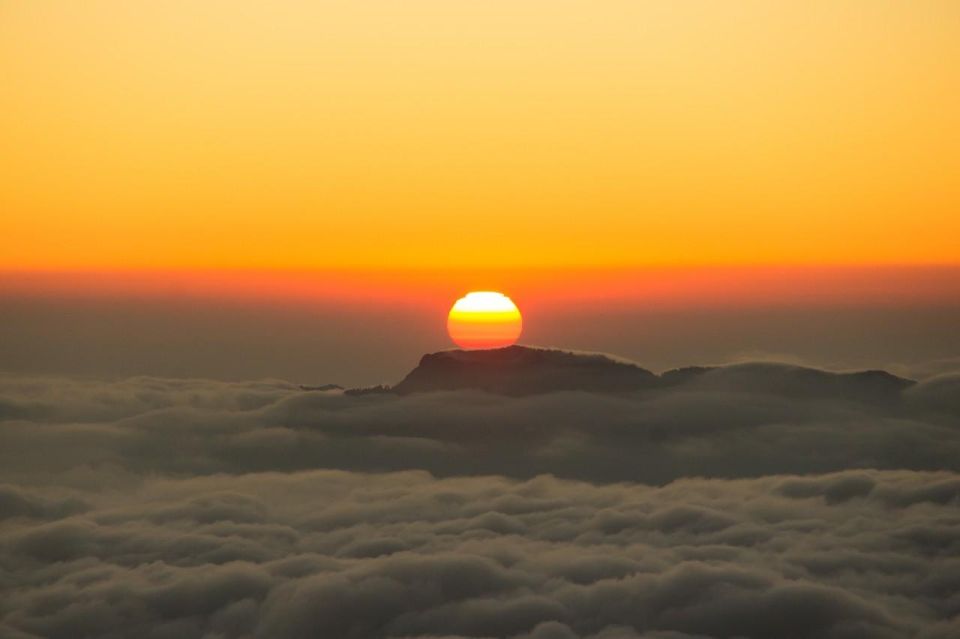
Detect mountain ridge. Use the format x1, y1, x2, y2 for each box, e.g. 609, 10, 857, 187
337, 345, 915, 401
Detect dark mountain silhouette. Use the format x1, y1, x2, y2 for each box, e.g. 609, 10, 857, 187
393, 346, 659, 396
349, 345, 916, 401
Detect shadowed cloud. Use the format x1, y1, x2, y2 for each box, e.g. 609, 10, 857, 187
1, 351, 959, 638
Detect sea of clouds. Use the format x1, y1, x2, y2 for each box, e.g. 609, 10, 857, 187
1, 367, 959, 638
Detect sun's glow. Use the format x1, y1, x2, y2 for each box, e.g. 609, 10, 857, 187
447, 292, 522, 350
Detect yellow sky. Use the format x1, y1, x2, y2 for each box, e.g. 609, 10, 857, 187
2, 1, 958, 270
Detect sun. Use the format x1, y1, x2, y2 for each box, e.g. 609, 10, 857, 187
447, 292, 523, 350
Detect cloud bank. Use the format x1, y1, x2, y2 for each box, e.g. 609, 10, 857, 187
1, 367, 958, 485
1, 366, 959, 638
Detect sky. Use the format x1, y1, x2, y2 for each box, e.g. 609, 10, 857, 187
2, 0, 959, 272
2, 1, 959, 382
2, 267, 960, 385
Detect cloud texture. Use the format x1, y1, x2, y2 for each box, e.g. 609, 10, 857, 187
1, 368, 958, 485
1, 368, 959, 638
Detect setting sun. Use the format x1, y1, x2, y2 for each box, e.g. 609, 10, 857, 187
447, 292, 522, 350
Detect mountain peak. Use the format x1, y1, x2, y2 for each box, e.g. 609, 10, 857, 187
393, 345, 658, 396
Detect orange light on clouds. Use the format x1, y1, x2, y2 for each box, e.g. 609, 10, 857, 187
447, 292, 523, 349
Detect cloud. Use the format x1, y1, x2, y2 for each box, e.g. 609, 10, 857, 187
906, 373, 960, 415
0, 484, 88, 521
2, 469, 958, 638
1, 368, 959, 637
0, 367, 958, 485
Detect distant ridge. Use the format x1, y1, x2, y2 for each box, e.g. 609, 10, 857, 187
340, 345, 917, 401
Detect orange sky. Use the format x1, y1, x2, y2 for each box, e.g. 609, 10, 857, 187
2, 1, 958, 276
3, 266, 959, 312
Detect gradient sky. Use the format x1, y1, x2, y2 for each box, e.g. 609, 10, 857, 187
2, 0, 959, 271
2, 2, 959, 383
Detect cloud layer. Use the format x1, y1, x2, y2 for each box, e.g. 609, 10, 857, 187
1, 368, 959, 638
1, 369, 958, 485
3, 469, 960, 639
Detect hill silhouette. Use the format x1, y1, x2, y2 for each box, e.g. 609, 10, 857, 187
353, 345, 916, 401
393, 346, 659, 396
